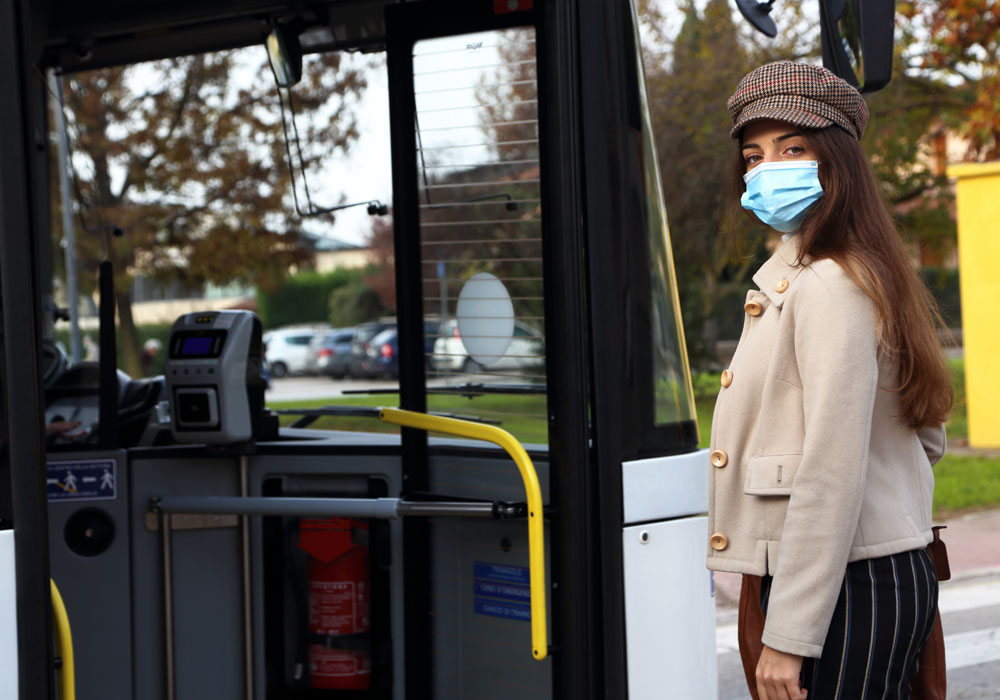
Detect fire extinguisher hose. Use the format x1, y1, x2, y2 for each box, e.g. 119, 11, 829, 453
50, 578, 76, 700
377, 407, 548, 661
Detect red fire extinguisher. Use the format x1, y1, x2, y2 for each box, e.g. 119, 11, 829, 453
297, 517, 371, 690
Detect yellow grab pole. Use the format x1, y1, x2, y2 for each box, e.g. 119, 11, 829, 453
50, 579, 75, 700
378, 407, 548, 660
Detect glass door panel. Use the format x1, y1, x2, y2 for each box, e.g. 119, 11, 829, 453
413, 28, 548, 446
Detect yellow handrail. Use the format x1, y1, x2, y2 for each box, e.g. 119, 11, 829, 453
50, 579, 75, 700
378, 407, 548, 661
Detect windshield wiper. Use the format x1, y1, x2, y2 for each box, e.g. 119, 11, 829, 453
341, 382, 547, 399
274, 405, 501, 429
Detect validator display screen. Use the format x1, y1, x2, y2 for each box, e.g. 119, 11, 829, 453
182, 336, 214, 356
170, 330, 227, 358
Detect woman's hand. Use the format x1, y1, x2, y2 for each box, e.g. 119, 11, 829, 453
756, 645, 806, 700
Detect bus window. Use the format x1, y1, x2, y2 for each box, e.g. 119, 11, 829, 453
49, 46, 401, 436
632, 11, 698, 431
415, 28, 548, 447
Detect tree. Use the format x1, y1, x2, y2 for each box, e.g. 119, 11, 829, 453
852, 3, 1000, 262
861, 60, 961, 263
638, 0, 987, 364
58, 48, 366, 374
643, 0, 776, 365
361, 213, 397, 313
899, 0, 1000, 160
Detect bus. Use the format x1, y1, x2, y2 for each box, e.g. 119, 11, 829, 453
0, 0, 889, 698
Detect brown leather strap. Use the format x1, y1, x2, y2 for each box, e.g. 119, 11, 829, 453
929, 526, 950, 581
914, 526, 948, 699
911, 612, 947, 700
737, 574, 765, 700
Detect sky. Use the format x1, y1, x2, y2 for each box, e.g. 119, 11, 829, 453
314, 30, 510, 248
312, 55, 392, 247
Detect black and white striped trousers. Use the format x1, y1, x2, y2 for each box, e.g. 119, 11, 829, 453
760, 548, 939, 700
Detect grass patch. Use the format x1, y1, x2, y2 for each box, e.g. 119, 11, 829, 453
933, 453, 1000, 518
696, 399, 715, 449
946, 358, 967, 443
692, 371, 721, 449
269, 394, 399, 435
268, 393, 549, 445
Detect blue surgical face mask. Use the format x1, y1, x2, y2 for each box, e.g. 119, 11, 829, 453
741, 161, 824, 233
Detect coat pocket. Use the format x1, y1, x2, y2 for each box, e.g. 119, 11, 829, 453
743, 454, 802, 496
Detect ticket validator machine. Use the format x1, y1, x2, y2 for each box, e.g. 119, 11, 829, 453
165, 310, 276, 444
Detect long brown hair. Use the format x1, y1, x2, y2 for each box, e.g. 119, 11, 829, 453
728, 125, 953, 429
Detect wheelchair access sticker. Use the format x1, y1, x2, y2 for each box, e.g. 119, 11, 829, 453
47, 459, 117, 502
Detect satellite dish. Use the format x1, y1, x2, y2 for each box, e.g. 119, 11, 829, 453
736, 0, 777, 38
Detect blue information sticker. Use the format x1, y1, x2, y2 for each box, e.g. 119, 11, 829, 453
473, 561, 530, 586
473, 598, 532, 622
473, 580, 531, 603
46, 459, 117, 502
473, 561, 532, 622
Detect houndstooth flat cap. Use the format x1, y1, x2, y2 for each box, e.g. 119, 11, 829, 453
728, 61, 868, 140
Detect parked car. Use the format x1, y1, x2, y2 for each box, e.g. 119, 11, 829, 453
348, 319, 441, 378
305, 328, 356, 378
431, 319, 543, 374
347, 320, 396, 378
422, 319, 441, 368
360, 327, 399, 379
262, 326, 328, 378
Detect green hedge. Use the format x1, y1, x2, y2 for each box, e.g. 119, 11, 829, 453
919, 267, 961, 329
256, 268, 361, 329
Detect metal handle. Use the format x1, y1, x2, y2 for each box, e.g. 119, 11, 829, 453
377, 407, 548, 661
150, 496, 513, 521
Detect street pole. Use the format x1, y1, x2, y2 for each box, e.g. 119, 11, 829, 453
48, 70, 82, 363
437, 260, 447, 323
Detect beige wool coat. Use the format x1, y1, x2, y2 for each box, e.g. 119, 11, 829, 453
706, 235, 946, 659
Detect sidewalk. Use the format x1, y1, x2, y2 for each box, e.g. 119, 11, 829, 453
714, 507, 1000, 609
937, 508, 1000, 580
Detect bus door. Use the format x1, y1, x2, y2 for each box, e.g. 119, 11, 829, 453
384, 1, 711, 698
386, 5, 555, 697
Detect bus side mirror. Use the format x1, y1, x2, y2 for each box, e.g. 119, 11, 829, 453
266, 25, 303, 88
819, 0, 894, 93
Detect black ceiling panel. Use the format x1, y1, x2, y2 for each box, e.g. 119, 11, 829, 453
36, 0, 397, 72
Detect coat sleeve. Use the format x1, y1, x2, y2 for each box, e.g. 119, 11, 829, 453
918, 423, 947, 466
760, 264, 879, 658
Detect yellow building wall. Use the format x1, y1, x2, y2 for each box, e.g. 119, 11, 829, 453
947, 161, 1000, 448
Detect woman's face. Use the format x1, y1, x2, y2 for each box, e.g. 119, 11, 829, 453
740, 119, 817, 173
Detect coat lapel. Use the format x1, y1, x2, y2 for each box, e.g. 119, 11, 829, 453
751, 235, 810, 308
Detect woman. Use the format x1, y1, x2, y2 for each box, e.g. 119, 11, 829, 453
708, 61, 952, 700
